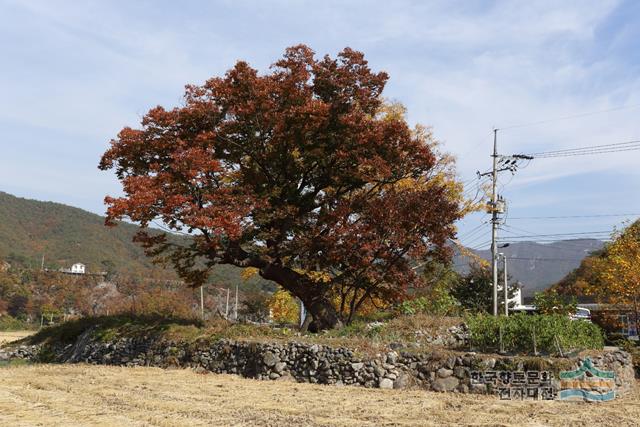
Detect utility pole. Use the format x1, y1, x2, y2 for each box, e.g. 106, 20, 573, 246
41, 254, 45, 271
299, 298, 306, 328
478, 133, 530, 316
200, 285, 204, 320
225, 288, 230, 319
491, 128, 499, 316
234, 284, 238, 321
503, 254, 508, 316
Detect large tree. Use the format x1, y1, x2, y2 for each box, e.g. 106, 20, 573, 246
588, 221, 640, 335
99, 45, 463, 331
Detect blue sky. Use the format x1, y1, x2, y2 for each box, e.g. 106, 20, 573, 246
1, 0, 639, 248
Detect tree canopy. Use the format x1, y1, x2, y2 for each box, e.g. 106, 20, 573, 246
99, 45, 464, 330
452, 262, 518, 314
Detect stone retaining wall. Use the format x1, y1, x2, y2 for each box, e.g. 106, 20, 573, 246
1, 331, 634, 398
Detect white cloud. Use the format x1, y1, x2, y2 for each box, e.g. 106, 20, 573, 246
0, 0, 638, 236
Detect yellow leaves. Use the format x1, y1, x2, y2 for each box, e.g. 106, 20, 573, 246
393, 177, 421, 191
329, 288, 388, 317
585, 221, 640, 304
306, 270, 331, 283
268, 289, 299, 324
392, 172, 459, 195
292, 268, 331, 284
377, 100, 407, 121
240, 267, 259, 281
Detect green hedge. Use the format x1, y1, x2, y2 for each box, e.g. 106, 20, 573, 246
466, 313, 604, 355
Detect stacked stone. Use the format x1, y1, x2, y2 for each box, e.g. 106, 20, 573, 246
578, 351, 635, 395
1, 333, 633, 397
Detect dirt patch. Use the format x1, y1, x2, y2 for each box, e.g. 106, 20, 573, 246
0, 364, 638, 426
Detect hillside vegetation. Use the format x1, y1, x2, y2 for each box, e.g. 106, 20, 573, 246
553, 219, 640, 301
454, 239, 604, 297
0, 191, 167, 275
0, 191, 273, 292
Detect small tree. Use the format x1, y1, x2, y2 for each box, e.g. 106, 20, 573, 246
452, 262, 517, 314
268, 290, 299, 324
533, 289, 577, 316
240, 290, 271, 322
399, 259, 460, 316
8, 294, 29, 319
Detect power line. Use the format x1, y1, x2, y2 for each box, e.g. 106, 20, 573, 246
533, 146, 640, 158
457, 221, 488, 243
528, 140, 640, 156
499, 238, 612, 244
508, 213, 640, 220
462, 177, 490, 200
498, 230, 612, 239
506, 257, 586, 262
523, 140, 640, 158
501, 223, 613, 240
468, 240, 492, 251
498, 103, 640, 131
460, 231, 492, 248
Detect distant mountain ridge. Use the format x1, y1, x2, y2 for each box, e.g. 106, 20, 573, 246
453, 239, 605, 297
0, 191, 275, 291
0, 191, 170, 275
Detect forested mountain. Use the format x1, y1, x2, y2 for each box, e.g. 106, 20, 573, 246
0, 191, 166, 274
0, 191, 273, 291
454, 239, 605, 298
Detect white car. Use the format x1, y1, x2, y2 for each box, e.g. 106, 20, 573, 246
569, 307, 592, 322
510, 305, 592, 322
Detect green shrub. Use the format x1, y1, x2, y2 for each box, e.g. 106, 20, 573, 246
466, 313, 604, 355
25, 314, 202, 346
0, 315, 33, 331
533, 290, 577, 315
398, 292, 459, 317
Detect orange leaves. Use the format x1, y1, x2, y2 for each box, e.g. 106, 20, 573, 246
99, 45, 464, 329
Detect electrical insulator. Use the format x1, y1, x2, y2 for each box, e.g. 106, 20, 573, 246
485, 203, 494, 214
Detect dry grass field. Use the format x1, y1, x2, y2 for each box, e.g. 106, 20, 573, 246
0, 330, 34, 345
0, 364, 639, 426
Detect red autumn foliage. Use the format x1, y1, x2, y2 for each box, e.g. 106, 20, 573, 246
99, 45, 462, 331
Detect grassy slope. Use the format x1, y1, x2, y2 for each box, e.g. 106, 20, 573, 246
19, 314, 461, 358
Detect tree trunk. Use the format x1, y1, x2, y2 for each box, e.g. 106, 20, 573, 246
633, 294, 639, 339
259, 262, 343, 332
304, 298, 343, 332
300, 312, 313, 333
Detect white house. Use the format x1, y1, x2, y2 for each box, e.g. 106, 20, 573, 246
70, 263, 86, 274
